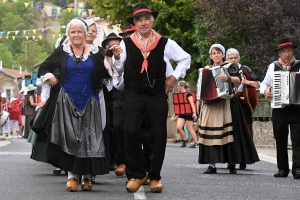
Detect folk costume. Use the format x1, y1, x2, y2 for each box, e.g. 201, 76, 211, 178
114, 30, 191, 181
236, 65, 261, 137
260, 38, 300, 178
197, 62, 259, 165
32, 43, 111, 176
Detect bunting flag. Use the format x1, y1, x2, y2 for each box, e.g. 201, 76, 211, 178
56, 7, 61, 14
33, 29, 36, 34
2, 0, 7, 3
35, 4, 40, 11
45, 5, 51, 13
0, 36, 2, 39
15, 31, 19, 35
77, 8, 82, 15
0, 32, 3, 36
41, 28, 46, 33
12, 36, 16, 40
67, 8, 72, 13
39, 35, 42, 40
32, 36, 35, 40
7, 32, 10, 35
24, 2, 29, 7
52, 34, 55, 39
25, 36, 29, 40
88, 9, 93, 16
23, 30, 27, 35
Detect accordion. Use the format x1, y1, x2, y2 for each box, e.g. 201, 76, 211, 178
173, 92, 196, 115
271, 71, 300, 108
196, 64, 234, 102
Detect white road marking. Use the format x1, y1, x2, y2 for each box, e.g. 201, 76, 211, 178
0, 151, 31, 155
258, 153, 293, 170
134, 185, 147, 200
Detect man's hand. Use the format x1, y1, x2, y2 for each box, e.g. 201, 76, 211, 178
264, 86, 273, 99
109, 45, 123, 60
165, 75, 177, 93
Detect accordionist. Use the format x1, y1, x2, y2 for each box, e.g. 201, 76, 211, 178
260, 38, 300, 179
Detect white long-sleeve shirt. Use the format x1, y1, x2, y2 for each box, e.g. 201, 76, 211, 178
259, 63, 275, 94
114, 38, 191, 80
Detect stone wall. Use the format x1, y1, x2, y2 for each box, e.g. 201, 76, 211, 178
167, 120, 276, 147
252, 121, 275, 147
0, 73, 20, 98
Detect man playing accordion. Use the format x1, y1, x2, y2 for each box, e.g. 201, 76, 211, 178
260, 38, 300, 179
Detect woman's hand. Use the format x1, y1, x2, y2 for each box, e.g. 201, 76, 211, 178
39, 101, 46, 107
49, 76, 58, 86
192, 113, 197, 120
218, 74, 228, 82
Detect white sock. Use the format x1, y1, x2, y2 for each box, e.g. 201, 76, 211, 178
209, 163, 216, 168
82, 174, 91, 180
67, 171, 78, 180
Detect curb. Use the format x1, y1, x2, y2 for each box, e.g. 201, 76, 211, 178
0, 138, 12, 147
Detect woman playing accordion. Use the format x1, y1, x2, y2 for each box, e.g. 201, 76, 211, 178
196, 44, 259, 174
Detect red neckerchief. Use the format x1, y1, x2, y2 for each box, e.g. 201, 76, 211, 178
130, 31, 162, 73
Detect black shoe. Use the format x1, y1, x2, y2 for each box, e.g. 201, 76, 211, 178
239, 164, 246, 170
189, 143, 198, 148
274, 170, 289, 177
110, 163, 118, 171
228, 164, 237, 174
91, 176, 96, 183
204, 166, 216, 174
181, 140, 188, 148
292, 169, 300, 179
174, 140, 180, 143
53, 168, 62, 175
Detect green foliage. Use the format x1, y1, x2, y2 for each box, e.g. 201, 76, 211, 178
58, 10, 79, 34
0, 43, 16, 68
86, 0, 201, 81
16, 40, 49, 72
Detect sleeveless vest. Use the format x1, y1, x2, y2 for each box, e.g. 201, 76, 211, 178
123, 37, 168, 94
274, 60, 300, 72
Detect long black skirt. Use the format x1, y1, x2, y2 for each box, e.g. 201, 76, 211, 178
32, 87, 110, 175
198, 96, 259, 164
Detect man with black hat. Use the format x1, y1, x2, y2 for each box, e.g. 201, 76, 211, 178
260, 38, 300, 179
111, 3, 191, 193
119, 24, 136, 38
101, 32, 123, 173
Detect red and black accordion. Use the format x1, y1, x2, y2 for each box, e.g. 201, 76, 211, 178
173, 92, 196, 115
196, 64, 234, 102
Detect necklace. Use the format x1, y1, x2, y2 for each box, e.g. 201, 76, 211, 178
70, 45, 85, 66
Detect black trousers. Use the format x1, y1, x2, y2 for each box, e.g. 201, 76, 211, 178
272, 106, 300, 171
113, 88, 125, 165
123, 88, 168, 180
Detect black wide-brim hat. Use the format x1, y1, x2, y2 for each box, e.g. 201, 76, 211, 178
119, 24, 136, 36
127, 3, 158, 25
274, 38, 297, 52
101, 32, 122, 49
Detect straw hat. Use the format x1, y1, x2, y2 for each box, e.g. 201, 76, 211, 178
27, 84, 36, 91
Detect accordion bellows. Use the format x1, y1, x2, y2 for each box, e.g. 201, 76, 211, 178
173, 92, 196, 115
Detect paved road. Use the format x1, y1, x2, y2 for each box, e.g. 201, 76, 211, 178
0, 139, 299, 200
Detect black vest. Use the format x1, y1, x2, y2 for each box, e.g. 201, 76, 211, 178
274, 60, 300, 72
123, 37, 168, 94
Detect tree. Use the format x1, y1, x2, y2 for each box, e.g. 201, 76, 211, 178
193, 0, 300, 77
58, 10, 79, 34
0, 43, 16, 68
17, 40, 48, 72
86, 0, 201, 82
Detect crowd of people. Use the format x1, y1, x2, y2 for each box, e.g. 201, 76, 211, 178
1, 2, 299, 195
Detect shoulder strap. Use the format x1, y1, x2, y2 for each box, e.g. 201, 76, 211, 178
273, 61, 284, 71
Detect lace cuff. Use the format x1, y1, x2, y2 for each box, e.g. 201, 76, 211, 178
36, 73, 54, 86
41, 82, 51, 102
